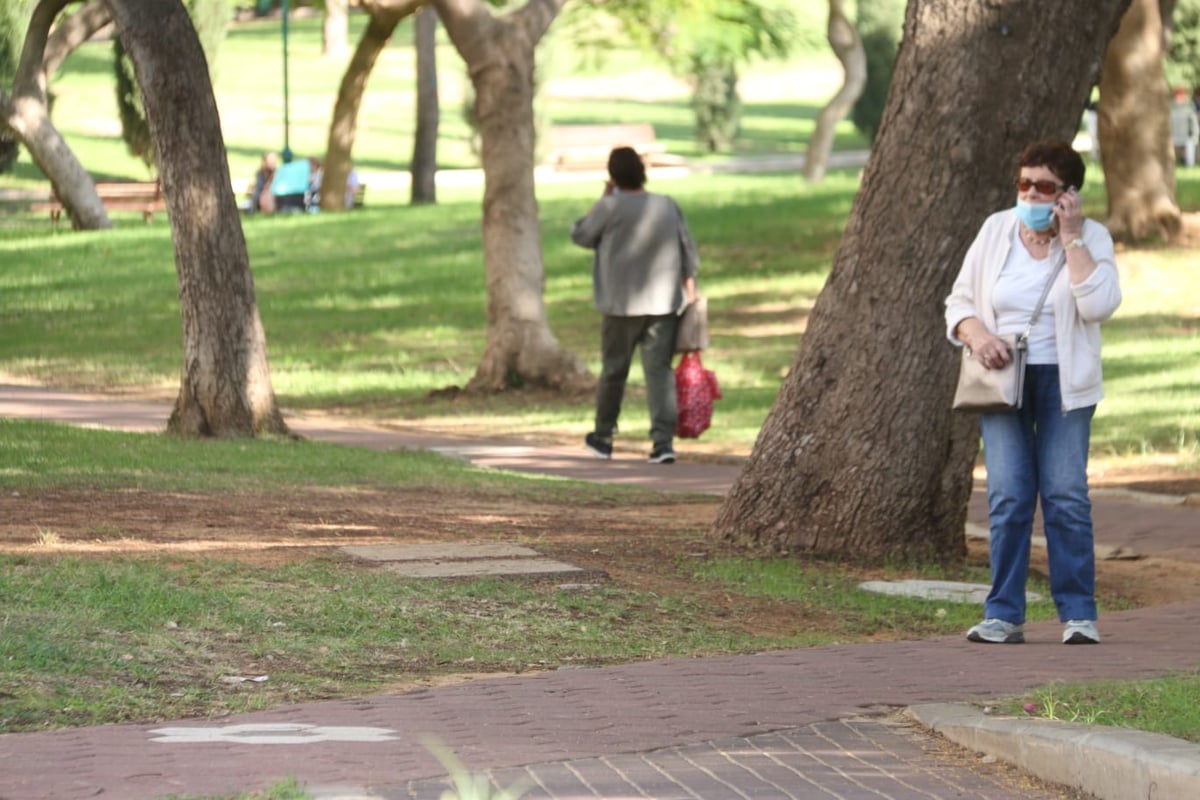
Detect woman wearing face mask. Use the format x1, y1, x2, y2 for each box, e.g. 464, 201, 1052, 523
945, 140, 1122, 646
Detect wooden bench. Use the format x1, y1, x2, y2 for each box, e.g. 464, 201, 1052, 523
545, 123, 685, 171
32, 181, 166, 225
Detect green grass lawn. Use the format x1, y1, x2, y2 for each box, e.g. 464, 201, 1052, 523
3, 13, 867, 191
2, 168, 1196, 467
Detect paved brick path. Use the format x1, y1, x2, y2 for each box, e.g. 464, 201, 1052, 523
1, 385, 1197, 800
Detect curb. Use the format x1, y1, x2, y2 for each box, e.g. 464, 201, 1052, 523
906, 703, 1200, 800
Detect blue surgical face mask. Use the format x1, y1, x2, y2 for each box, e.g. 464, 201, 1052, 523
1015, 200, 1056, 231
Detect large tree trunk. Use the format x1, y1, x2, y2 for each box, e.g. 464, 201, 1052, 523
803, 0, 865, 183
411, 5, 439, 205
435, 0, 590, 392
320, 0, 421, 212
713, 0, 1131, 561
1099, 0, 1182, 241
105, 0, 288, 437
4, 0, 110, 230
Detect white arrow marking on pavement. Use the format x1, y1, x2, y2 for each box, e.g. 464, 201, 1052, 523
148, 723, 398, 744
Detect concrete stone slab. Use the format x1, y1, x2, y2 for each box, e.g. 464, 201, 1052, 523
381, 557, 598, 579
859, 579, 1044, 604
341, 543, 541, 562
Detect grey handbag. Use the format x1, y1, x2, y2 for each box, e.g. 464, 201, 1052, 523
675, 296, 709, 352
952, 253, 1065, 413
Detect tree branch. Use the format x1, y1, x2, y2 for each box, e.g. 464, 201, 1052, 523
43, 0, 112, 77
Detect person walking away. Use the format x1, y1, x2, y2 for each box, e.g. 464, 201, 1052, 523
945, 140, 1121, 645
571, 146, 698, 464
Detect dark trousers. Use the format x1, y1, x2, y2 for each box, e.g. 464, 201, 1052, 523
594, 314, 679, 448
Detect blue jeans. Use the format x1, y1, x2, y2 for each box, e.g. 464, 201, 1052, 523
979, 364, 1097, 624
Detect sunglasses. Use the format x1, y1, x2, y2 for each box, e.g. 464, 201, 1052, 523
1016, 177, 1067, 194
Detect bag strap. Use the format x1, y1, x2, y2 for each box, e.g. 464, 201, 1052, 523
1022, 251, 1067, 341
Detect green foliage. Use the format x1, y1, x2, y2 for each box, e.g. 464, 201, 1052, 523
560, 0, 796, 153
850, 0, 905, 143
0, 0, 32, 173
1166, 0, 1200, 91
690, 53, 740, 151
113, 41, 154, 169
850, 27, 897, 143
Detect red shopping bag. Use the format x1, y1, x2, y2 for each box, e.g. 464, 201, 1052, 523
674, 351, 721, 438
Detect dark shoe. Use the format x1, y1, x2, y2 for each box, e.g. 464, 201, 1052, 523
585, 433, 612, 460
648, 445, 676, 464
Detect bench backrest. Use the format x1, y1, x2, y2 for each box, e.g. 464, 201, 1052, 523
548, 123, 657, 151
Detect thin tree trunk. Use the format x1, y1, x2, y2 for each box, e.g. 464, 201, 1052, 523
321, 0, 420, 212
4, 0, 109, 230
105, 0, 288, 437
411, 5, 439, 205
804, 0, 865, 182
1099, 0, 1182, 241
713, 0, 1131, 561
435, 0, 590, 392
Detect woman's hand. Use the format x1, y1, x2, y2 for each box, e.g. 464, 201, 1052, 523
971, 333, 1012, 370
1054, 186, 1084, 240
956, 318, 1011, 370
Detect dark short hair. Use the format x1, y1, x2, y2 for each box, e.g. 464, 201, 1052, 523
1016, 140, 1085, 190
607, 147, 647, 189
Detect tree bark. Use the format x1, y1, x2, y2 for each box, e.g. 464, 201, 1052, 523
1099, 0, 1182, 241
713, 0, 1131, 561
434, 0, 591, 392
804, 0, 865, 183
105, 0, 288, 437
320, 0, 421, 212
411, 5, 439, 205
4, 0, 109, 230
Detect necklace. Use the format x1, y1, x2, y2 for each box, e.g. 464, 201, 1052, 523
1022, 227, 1053, 246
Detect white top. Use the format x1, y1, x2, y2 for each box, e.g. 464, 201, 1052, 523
945, 208, 1122, 411
992, 228, 1058, 364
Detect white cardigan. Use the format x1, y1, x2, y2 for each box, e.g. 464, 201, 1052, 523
945, 209, 1122, 411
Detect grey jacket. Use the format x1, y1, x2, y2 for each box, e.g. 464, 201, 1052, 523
571, 192, 699, 316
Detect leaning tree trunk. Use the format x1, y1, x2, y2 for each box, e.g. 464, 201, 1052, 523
105, 0, 288, 437
43, 0, 110, 76
411, 4, 440, 205
4, 0, 110, 230
713, 0, 1131, 561
320, 0, 421, 212
435, 0, 591, 392
803, 0, 865, 182
1099, 0, 1182, 241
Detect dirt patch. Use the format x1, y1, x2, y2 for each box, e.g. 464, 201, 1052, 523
4, 485, 1200, 633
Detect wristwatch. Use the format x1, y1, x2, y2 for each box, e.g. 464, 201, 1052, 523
1066, 237, 1087, 250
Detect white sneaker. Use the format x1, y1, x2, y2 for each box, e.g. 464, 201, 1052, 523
966, 618, 1024, 644
1063, 619, 1100, 644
